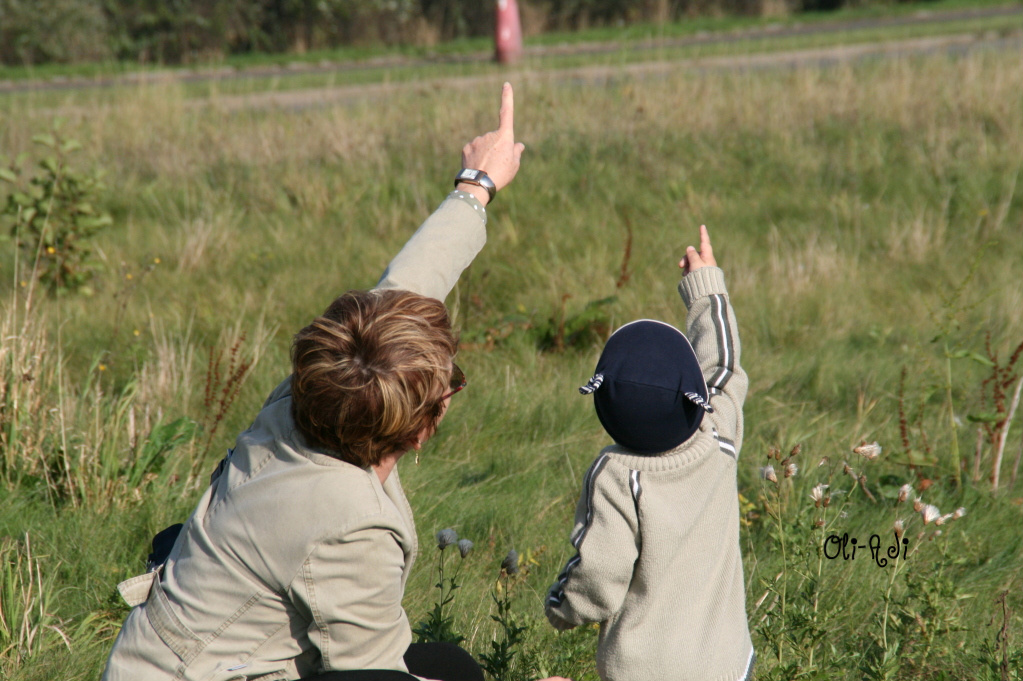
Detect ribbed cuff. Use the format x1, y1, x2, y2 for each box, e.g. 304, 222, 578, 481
447, 189, 487, 226
677, 266, 727, 308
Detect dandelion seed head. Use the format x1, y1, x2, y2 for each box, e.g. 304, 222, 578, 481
760, 465, 778, 484
436, 528, 458, 550
921, 504, 941, 525
853, 441, 882, 460
457, 539, 474, 558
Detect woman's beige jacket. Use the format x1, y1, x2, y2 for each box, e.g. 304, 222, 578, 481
102, 191, 488, 681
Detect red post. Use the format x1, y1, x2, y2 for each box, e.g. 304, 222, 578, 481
495, 0, 523, 65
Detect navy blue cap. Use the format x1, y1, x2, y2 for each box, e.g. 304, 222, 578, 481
580, 319, 712, 455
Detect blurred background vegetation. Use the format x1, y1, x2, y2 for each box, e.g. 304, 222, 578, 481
0, 0, 969, 67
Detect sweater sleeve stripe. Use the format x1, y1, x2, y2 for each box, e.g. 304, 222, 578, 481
713, 429, 737, 459
708, 294, 735, 392
549, 455, 611, 608
548, 554, 581, 606
629, 470, 642, 511
571, 454, 609, 550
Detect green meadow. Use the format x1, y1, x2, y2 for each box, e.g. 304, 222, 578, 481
2, 24, 1022, 681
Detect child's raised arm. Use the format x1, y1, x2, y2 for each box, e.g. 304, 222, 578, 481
677, 225, 748, 458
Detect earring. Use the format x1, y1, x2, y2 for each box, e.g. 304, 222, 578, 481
415, 451, 420, 465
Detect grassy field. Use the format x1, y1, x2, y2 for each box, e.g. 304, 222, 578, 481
1, 29, 1023, 681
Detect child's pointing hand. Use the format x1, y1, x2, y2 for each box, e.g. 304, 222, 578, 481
680, 224, 716, 275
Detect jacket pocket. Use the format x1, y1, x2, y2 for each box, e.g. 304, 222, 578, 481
146, 575, 203, 663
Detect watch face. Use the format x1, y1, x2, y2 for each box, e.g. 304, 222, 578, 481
460, 169, 480, 181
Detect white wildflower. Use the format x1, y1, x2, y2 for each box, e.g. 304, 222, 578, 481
921, 504, 941, 525
853, 441, 882, 460
913, 497, 924, 513
953, 507, 966, 519
761, 465, 778, 484
894, 519, 905, 541
784, 463, 798, 478
810, 484, 829, 507
897, 483, 913, 504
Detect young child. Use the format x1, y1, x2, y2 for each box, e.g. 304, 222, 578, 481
545, 226, 754, 681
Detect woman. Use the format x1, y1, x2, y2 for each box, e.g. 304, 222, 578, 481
103, 84, 566, 681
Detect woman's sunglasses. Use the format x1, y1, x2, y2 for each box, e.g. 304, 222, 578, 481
441, 363, 467, 401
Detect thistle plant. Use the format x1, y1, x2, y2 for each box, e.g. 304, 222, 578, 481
754, 444, 804, 672
413, 528, 473, 645
479, 548, 534, 681
861, 484, 969, 680
753, 442, 887, 679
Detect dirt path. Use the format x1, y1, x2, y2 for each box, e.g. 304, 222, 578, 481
188, 31, 1022, 113
3, 4, 1021, 111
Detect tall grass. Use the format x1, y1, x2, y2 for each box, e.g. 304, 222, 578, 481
0, 48, 1021, 679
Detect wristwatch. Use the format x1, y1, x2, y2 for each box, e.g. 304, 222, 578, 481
454, 168, 497, 202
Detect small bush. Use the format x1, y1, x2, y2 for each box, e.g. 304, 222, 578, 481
1, 129, 113, 297
0, 0, 111, 65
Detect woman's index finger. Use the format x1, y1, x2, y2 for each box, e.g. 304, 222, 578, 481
499, 82, 514, 134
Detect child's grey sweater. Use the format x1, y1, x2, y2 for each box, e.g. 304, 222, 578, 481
545, 266, 754, 681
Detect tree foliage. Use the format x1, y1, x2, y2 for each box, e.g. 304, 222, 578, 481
0, 0, 926, 66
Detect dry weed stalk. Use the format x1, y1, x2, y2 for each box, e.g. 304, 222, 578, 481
196, 317, 276, 476
202, 333, 252, 457
977, 335, 1023, 490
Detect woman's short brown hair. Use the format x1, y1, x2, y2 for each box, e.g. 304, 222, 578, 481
290, 289, 457, 467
